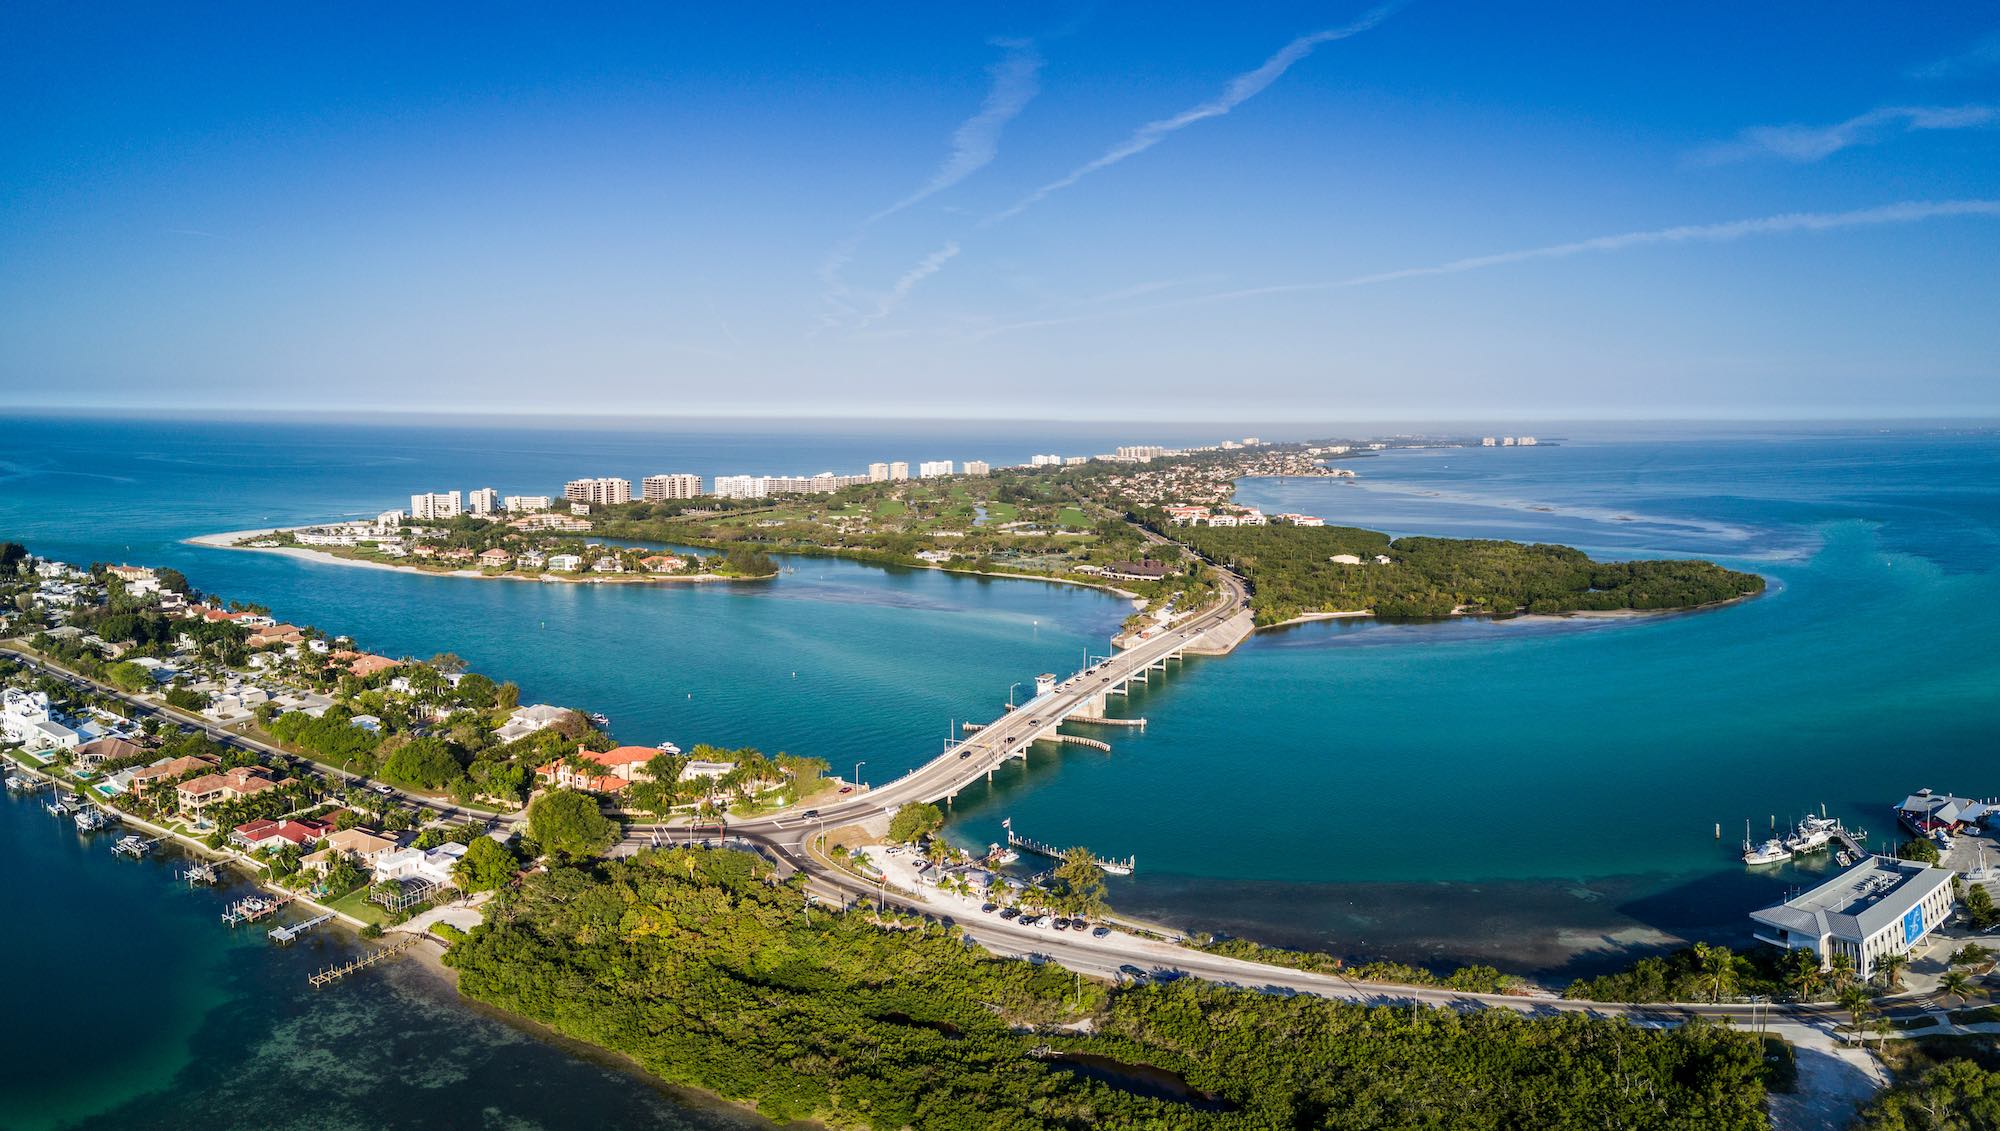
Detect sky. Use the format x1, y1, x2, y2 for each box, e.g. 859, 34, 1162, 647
2, 2, 1997, 422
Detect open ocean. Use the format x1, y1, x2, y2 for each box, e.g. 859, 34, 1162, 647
2, 413, 1996, 1127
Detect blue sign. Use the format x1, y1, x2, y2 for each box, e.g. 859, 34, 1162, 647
1903, 904, 1925, 945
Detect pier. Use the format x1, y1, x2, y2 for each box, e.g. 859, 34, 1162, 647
309, 938, 417, 988
1054, 734, 1111, 752
222, 892, 294, 926
1005, 828, 1135, 876
112, 834, 162, 858
1062, 715, 1146, 729
180, 862, 221, 886
5, 773, 53, 793
270, 911, 335, 943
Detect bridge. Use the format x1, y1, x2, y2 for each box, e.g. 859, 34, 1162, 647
726, 558, 1252, 844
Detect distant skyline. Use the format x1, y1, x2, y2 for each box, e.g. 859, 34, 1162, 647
3, 4, 1998, 420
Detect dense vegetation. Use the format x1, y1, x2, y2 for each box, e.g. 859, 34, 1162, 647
1861, 1038, 2000, 1130
1168, 522, 1765, 623
447, 849, 1772, 1130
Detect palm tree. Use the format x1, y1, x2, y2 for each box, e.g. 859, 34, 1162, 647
1938, 969, 1985, 1007
1876, 951, 1910, 992
1838, 984, 1875, 1043
1692, 942, 1738, 1003
1827, 951, 1858, 991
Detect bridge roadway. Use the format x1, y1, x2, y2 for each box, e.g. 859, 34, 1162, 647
729, 556, 1252, 840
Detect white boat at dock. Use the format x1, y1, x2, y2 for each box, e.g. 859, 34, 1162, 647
1742, 820, 1791, 866
73, 807, 112, 832
1783, 811, 1844, 854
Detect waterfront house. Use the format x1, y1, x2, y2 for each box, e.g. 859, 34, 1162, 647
546, 553, 583, 572
331, 651, 401, 679
496, 703, 571, 744
678, 759, 737, 784
1750, 855, 1956, 979
128, 754, 217, 793
538, 744, 660, 794
518, 549, 547, 569
477, 548, 513, 569
300, 828, 398, 875
1104, 560, 1172, 581
592, 555, 625, 573
73, 736, 145, 770
246, 624, 305, 649
231, 817, 331, 852
639, 554, 684, 572
176, 766, 289, 817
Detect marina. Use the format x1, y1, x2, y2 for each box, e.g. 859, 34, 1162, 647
1005, 825, 1136, 876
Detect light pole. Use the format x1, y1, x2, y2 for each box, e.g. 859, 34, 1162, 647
853, 760, 866, 790
1008, 682, 1020, 708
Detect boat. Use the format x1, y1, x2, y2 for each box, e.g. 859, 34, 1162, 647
588, 712, 611, 727
656, 741, 682, 754
44, 798, 70, 817
1742, 820, 1792, 866
1783, 812, 1843, 854
73, 807, 111, 832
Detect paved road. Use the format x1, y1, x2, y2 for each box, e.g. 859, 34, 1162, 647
1, 643, 504, 830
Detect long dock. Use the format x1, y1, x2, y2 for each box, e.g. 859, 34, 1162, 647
309, 938, 416, 988
270, 911, 335, 943
222, 892, 294, 926
1062, 716, 1146, 729
1054, 734, 1111, 752
1005, 829, 1135, 875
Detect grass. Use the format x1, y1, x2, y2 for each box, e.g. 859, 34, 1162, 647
1055, 506, 1092, 530
325, 886, 395, 927
874, 499, 907, 517
1950, 1004, 2000, 1024
985, 501, 1020, 523
1892, 1015, 1943, 1030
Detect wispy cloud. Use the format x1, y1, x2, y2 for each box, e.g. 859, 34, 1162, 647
1697, 104, 2000, 164
816, 39, 1042, 332
986, 4, 1403, 225
869, 39, 1042, 224
1910, 31, 2000, 81
861, 241, 960, 326
971, 199, 2000, 337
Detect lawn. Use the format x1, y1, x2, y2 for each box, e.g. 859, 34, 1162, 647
326, 886, 395, 926
874, 499, 907, 517
984, 501, 1020, 523
1056, 506, 1093, 530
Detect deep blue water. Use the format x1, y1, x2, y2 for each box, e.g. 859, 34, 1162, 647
2, 414, 1997, 1124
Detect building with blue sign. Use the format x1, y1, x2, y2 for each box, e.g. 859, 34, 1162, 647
1750, 856, 1956, 980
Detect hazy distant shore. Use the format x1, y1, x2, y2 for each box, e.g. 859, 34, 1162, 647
185, 527, 760, 585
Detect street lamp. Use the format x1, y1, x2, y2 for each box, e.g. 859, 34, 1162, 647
1008, 682, 1020, 708
853, 760, 866, 789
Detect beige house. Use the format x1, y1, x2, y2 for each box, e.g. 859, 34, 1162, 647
300, 828, 400, 875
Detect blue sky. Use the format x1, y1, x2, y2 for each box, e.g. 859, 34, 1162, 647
2, 3, 1996, 421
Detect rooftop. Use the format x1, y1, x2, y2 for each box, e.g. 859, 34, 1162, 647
1751, 855, 1954, 942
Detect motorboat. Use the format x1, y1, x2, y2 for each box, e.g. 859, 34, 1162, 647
1742, 820, 1792, 866
1784, 814, 1843, 853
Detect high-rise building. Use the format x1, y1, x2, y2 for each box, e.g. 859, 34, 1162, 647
1063, 456, 1089, 466
918, 460, 954, 479
1029, 454, 1063, 467
504, 495, 552, 513
564, 477, 632, 505
410, 491, 461, 520
1481, 437, 1497, 447
889, 461, 910, 481
711, 475, 767, 499
466, 487, 498, 515
642, 474, 703, 501
962, 460, 990, 476
868, 462, 890, 482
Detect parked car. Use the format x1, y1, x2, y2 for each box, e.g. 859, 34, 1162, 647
999, 907, 1020, 920
1118, 964, 1149, 982
1091, 926, 1111, 939
980, 902, 997, 914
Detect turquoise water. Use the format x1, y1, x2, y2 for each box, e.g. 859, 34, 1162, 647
0, 791, 769, 1131
2, 415, 1997, 1122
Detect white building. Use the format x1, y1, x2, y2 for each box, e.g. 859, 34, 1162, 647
496, 703, 571, 744
504, 495, 552, 513
375, 510, 403, 532
962, 460, 990, 476
1116, 445, 1168, 462
1481, 437, 1498, 447
711, 475, 767, 500
918, 460, 954, 479
564, 478, 632, 506
1062, 456, 1090, 466
410, 491, 462, 520
1029, 454, 1062, 467
868, 462, 890, 482
466, 487, 498, 516
642, 473, 703, 501
888, 461, 910, 481
546, 553, 583, 572
1750, 856, 1956, 979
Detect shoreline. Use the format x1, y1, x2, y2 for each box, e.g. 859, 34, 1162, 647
1257, 588, 1765, 632
186, 527, 774, 585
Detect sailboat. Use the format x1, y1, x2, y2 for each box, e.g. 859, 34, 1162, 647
1742, 819, 1792, 866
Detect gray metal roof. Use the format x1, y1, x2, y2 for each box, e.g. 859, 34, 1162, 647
1750, 856, 1953, 943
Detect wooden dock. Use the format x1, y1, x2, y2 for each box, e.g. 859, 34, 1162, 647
1054, 734, 1111, 752
1005, 828, 1135, 875
309, 938, 416, 988
222, 892, 294, 926
270, 911, 335, 943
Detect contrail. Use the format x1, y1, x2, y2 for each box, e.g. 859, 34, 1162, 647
1698, 104, 2000, 164
871, 38, 1043, 223
862, 241, 961, 325
970, 198, 2000, 337
1340, 198, 2000, 285
986, 3, 1404, 224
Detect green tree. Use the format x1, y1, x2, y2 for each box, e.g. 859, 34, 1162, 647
1897, 837, 1942, 865
528, 789, 618, 859
454, 836, 520, 892
1876, 951, 1910, 991
1050, 847, 1109, 919
886, 801, 945, 844
1691, 942, 1738, 1004
104, 660, 151, 693
379, 737, 465, 793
